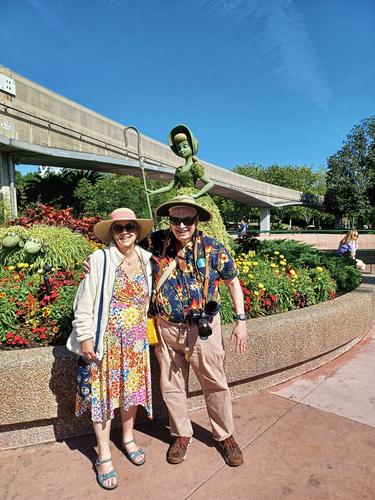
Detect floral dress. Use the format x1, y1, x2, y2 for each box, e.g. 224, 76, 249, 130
76, 262, 153, 422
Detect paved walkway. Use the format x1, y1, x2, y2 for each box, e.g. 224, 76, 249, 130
1, 323, 375, 499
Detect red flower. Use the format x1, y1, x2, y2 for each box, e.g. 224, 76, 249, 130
6, 332, 14, 339
39, 333, 47, 340
16, 309, 25, 316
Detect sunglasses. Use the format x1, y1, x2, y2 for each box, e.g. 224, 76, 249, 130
112, 223, 138, 233
169, 216, 197, 226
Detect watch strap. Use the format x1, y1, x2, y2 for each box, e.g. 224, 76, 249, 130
235, 313, 247, 321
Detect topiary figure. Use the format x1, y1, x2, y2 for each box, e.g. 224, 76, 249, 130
147, 124, 231, 248
0, 225, 93, 269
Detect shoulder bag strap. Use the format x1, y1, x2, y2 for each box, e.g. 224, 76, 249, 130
94, 249, 107, 353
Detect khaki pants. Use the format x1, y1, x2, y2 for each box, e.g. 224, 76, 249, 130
155, 314, 234, 441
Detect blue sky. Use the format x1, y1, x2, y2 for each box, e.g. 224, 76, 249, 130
1, 0, 374, 174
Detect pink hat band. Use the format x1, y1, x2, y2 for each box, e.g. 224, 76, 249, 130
93, 207, 154, 244
109, 208, 137, 221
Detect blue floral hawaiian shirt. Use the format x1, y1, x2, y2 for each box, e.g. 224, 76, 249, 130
143, 230, 238, 323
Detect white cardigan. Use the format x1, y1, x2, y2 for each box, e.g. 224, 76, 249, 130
66, 242, 153, 361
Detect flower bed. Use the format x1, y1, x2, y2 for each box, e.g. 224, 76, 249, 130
0, 265, 82, 348
0, 221, 362, 349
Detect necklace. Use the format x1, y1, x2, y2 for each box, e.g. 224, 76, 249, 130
122, 252, 137, 266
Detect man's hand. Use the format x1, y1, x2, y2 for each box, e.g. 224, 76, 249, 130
230, 321, 248, 354
81, 338, 96, 361
83, 255, 91, 276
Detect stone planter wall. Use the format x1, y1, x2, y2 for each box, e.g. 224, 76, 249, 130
1, 275, 374, 450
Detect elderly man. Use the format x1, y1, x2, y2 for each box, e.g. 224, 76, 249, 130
145, 195, 248, 467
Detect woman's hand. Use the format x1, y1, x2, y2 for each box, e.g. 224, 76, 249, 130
81, 339, 96, 361
83, 256, 91, 276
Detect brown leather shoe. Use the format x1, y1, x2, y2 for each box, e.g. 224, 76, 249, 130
167, 436, 192, 464
218, 435, 244, 467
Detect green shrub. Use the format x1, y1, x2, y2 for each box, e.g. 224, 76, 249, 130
255, 239, 361, 293
218, 285, 236, 323
0, 225, 94, 270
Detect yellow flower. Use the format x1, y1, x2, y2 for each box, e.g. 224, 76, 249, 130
253, 290, 259, 296
252, 261, 258, 266
280, 260, 287, 266
0, 292, 6, 298
274, 251, 280, 255
316, 266, 323, 273
279, 255, 285, 259
42, 307, 51, 318
53, 327, 59, 333
290, 269, 296, 275
8, 265, 15, 271
270, 263, 277, 268
258, 282, 265, 289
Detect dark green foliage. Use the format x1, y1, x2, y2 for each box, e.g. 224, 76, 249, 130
254, 239, 361, 292
74, 174, 172, 219
325, 116, 375, 227
218, 285, 235, 324
232, 164, 332, 228
18, 169, 104, 213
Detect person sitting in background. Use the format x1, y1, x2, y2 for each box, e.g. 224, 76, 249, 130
337, 230, 366, 271
237, 219, 248, 236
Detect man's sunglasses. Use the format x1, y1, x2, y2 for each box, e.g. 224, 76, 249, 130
169, 216, 197, 226
112, 223, 138, 233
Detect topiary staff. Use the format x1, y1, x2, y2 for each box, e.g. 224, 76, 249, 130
123, 126, 153, 220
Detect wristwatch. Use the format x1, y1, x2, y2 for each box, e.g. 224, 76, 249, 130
235, 313, 247, 321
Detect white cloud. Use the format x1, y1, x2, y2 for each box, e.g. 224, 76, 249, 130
197, 0, 331, 110
24, 0, 67, 36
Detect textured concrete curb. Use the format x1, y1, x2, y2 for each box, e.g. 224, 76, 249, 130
1, 276, 374, 449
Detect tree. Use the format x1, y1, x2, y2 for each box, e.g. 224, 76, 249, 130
22, 169, 103, 213
73, 174, 172, 218
325, 116, 375, 227
233, 164, 331, 228
15, 171, 39, 211
210, 195, 258, 227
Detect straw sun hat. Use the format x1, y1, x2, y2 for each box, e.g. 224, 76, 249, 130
155, 195, 212, 222
93, 208, 154, 244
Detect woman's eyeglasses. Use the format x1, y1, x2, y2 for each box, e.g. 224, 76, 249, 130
169, 216, 197, 226
112, 223, 138, 233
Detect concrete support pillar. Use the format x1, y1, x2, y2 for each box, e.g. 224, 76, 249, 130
0, 153, 17, 220
259, 207, 271, 233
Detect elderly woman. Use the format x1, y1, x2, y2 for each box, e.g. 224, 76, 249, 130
67, 208, 154, 490
337, 229, 366, 271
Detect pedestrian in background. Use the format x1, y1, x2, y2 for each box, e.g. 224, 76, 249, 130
337, 229, 366, 271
